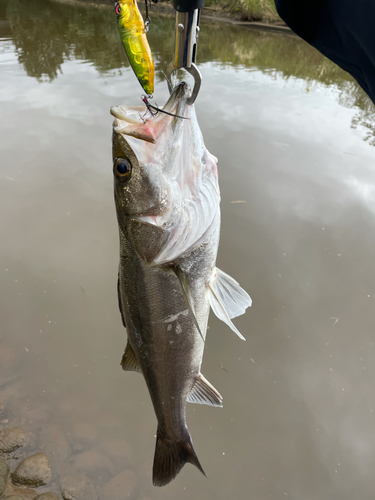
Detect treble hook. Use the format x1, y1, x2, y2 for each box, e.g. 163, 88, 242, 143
140, 95, 189, 121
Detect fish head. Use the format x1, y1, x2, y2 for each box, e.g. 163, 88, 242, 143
111, 82, 220, 265
112, 125, 172, 263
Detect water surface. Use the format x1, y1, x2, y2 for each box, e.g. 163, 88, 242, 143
1, 0, 375, 499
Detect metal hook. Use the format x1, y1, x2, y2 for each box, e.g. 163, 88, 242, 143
166, 9, 202, 105
140, 94, 189, 120
144, 0, 151, 32
166, 62, 201, 105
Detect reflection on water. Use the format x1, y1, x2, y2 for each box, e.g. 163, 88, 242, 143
2, 0, 375, 143
2, 0, 375, 499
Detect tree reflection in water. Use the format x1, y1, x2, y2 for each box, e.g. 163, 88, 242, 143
2, 0, 375, 145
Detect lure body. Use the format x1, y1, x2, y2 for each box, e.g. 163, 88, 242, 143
115, 0, 154, 95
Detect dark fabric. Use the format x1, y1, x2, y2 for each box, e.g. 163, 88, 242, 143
275, 0, 375, 104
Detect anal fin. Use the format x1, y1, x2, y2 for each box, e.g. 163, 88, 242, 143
187, 373, 223, 407
121, 342, 141, 373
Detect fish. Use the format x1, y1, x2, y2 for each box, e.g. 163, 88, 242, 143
115, 0, 154, 95
110, 82, 251, 487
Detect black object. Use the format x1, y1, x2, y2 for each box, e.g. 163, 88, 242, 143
172, 0, 204, 13
275, 0, 375, 104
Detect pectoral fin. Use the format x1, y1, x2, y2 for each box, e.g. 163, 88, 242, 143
172, 265, 205, 343
208, 267, 252, 341
117, 274, 126, 328
187, 373, 223, 407
121, 342, 141, 373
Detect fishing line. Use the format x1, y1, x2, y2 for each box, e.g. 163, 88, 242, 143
140, 95, 189, 121
144, 0, 151, 32
161, 70, 174, 91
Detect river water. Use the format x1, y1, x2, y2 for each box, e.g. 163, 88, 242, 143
1, 0, 375, 499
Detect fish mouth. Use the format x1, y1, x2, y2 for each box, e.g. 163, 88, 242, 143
110, 82, 190, 142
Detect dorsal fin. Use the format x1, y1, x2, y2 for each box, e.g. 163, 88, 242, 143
208, 267, 251, 341
121, 342, 141, 373
187, 374, 223, 407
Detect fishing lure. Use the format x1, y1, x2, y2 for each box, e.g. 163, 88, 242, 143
115, 0, 154, 96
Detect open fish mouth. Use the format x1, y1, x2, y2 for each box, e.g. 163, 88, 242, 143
110, 82, 190, 144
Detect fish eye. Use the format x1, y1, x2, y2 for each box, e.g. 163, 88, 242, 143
115, 2, 121, 15
114, 157, 132, 182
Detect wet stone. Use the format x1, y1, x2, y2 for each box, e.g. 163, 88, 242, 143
0, 427, 30, 454
1, 483, 38, 500
35, 494, 61, 500
59, 394, 99, 418
68, 449, 113, 476
12, 452, 51, 487
61, 473, 97, 500
39, 425, 71, 466
101, 437, 131, 462
71, 423, 98, 447
99, 469, 136, 500
0, 459, 10, 495
0, 346, 20, 387
19, 401, 51, 426
8, 483, 42, 496
0, 346, 18, 371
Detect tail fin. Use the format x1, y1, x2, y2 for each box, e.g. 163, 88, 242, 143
152, 428, 206, 487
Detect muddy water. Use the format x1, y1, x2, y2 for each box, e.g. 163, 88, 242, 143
1, 0, 375, 498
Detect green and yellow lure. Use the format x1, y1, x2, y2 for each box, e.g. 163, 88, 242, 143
115, 0, 154, 96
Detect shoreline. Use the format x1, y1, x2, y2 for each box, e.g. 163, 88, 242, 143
50, 0, 293, 35
157, 2, 293, 34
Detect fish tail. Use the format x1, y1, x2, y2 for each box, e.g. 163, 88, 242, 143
152, 428, 206, 487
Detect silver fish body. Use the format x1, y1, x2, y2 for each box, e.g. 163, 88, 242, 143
111, 83, 251, 486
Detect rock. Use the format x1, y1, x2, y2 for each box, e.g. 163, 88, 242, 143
68, 450, 113, 476
35, 494, 61, 500
101, 438, 131, 462
99, 469, 136, 500
0, 346, 20, 387
1, 482, 39, 500
0, 427, 30, 453
20, 401, 52, 426
59, 393, 99, 418
61, 474, 97, 500
0, 459, 10, 495
39, 425, 71, 465
0, 346, 17, 370
12, 453, 51, 487
71, 423, 98, 447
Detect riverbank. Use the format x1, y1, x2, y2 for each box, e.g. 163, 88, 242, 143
153, 0, 281, 23
204, 0, 280, 23
54, 0, 284, 26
